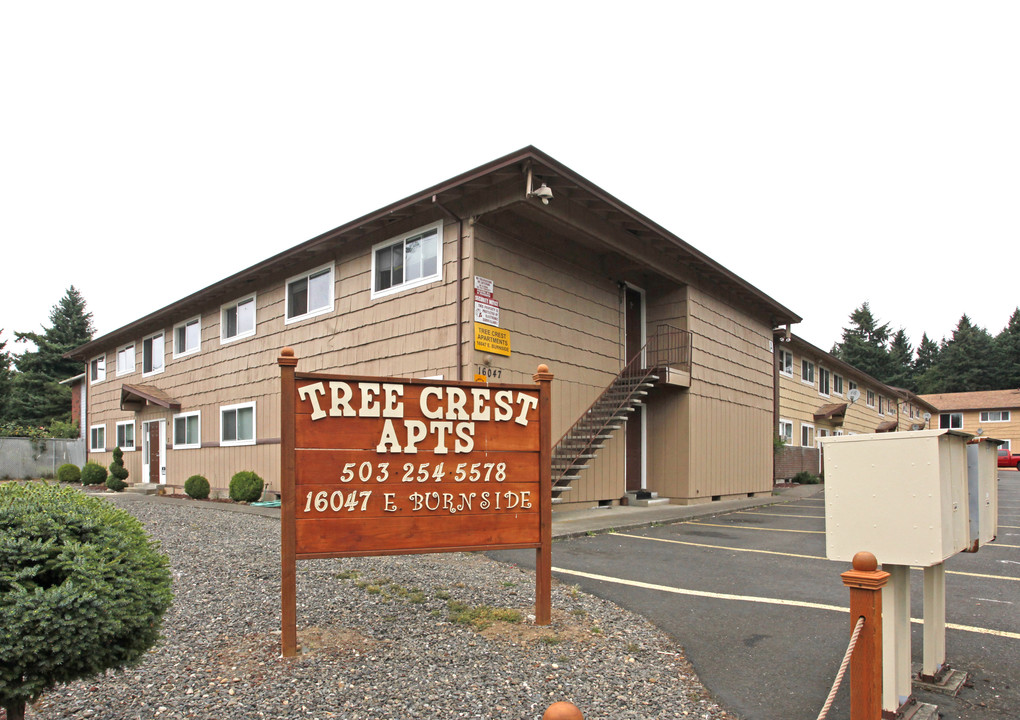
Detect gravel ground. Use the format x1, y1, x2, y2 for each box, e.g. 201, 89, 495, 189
24, 496, 737, 720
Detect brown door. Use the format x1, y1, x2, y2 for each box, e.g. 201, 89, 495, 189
147, 422, 161, 483
625, 287, 644, 491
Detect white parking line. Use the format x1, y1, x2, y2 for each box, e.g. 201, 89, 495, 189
685, 521, 823, 534
552, 566, 1020, 640
736, 511, 824, 520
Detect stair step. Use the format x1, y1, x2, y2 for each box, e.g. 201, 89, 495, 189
551, 485, 573, 494
126, 483, 161, 495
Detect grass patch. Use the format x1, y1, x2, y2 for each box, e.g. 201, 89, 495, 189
446, 600, 523, 629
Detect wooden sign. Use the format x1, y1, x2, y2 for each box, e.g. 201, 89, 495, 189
278, 348, 552, 656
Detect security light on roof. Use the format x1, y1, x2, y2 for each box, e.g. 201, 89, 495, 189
528, 182, 553, 205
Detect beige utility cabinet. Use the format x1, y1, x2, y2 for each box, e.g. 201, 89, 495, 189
823, 430, 971, 567
967, 439, 1000, 547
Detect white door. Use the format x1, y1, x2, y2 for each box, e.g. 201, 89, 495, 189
142, 419, 166, 484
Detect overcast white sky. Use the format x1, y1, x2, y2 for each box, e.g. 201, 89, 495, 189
2, 3, 1018, 361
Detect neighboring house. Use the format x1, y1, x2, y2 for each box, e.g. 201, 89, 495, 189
67, 147, 800, 508
59, 373, 87, 439
917, 389, 1020, 451
773, 333, 938, 479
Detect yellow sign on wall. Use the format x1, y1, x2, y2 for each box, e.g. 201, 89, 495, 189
474, 323, 511, 356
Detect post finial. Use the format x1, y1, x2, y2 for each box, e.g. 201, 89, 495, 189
278, 347, 298, 367
543, 701, 583, 720
852, 551, 878, 573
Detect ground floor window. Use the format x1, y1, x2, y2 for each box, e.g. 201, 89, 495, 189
800, 423, 815, 447
174, 412, 201, 449
220, 402, 255, 446
778, 419, 793, 445
115, 421, 135, 450
90, 424, 106, 452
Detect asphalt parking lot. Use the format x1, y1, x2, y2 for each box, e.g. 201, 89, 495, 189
493, 471, 1019, 719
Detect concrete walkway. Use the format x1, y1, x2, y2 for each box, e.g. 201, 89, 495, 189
104, 483, 824, 538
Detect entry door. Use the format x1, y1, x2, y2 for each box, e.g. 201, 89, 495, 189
142, 420, 166, 485
625, 286, 646, 492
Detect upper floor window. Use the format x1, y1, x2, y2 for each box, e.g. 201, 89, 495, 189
116, 344, 135, 376
939, 413, 963, 429
221, 294, 256, 343
878, 396, 884, 414
777, 349, 793, 376
866, 389, 876, 408
286, 264, 334, 323
818, 367, 831, 396
801, 359, 815, 385
371, 222, 443, 298
89, 355, 106, 384
173, 316, 201, 358
833, 374, 843, 395
142, 332, 165, 376
979, 410, 1010, 423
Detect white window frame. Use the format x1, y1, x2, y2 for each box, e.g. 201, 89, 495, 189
90, 424, 106, 452
778, 419, 793, 445
866, 389, 876, 408
818, 367, 831, 397
886, 398, 896, 416
116, 343, 135, 376
979, 410, 1010, 423
142, 332, 165, 377
173, 316, 202, 359
115, 420, 136, 451
173, 411, 202, 450
285, 263, 334, 324
220, 402, 256, 447
221, 294, 257, 344
89, 355, 106, 384
778, 349, 793, 377
370, 221, 444, 299
801, 359, 815, 386
800, 422, 815, 447
939, 412, 963, 429
833, 374, 843, 396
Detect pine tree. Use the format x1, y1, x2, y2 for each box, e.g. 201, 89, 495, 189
995, 308, 1020, 389
886, 328, 915, 391
919, 315, 998, 393
0, 333, 12, 422
8, 287, 95, 425
833, 302, 894, 382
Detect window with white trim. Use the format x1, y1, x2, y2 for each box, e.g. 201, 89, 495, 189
371, 221, 443, 297
818, 367, 831, 396
778, 349, 793, 376
801, 359, 815, 385
173, 316, 201, 358
286, 264, 334, 323
142, 332, 165, 376
778, 419, 793, 445
848, 380, 858, 395
979, 410, 1010, 422
173, 412, 201, 449
833, 374, 843, 395
939, 413, 963, 429
878, 396, 885, 414
800, 422, 815, 447
220, 402, 256, 446
115, 421, 135, 451
866, 389, 876, 408
90, 424, 106, 452
116, 344, 135, 376
89, 355, 106, 384
221, 294, 256, 343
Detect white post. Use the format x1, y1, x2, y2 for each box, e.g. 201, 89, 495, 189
882, 564, 912, 713
922, 563, 947, 679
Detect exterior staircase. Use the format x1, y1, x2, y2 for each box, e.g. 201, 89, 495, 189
551, 325, 692, 503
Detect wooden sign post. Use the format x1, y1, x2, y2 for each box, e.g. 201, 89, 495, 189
278, 348, 552, 656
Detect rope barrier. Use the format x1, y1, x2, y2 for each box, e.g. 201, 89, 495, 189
815, 615, 866, 720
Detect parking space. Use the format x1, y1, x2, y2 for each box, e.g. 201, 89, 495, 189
496, 473, 1020, 719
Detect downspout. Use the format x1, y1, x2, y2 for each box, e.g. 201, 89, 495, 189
433, 196, 464, 381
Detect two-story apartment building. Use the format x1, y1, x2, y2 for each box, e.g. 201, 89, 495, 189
918, 389, 1020, 452
774, 332, 937, 479
68, 147, 800, 508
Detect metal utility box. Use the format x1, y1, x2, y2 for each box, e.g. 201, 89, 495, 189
822, 430, 971, 567
967, 439, 1000, 548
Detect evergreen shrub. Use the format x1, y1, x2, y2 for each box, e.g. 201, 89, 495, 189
184, 475, 210, 500
0, 482, 173, 720
792, 470, 822, 485
56, 463, 81, 484
228, 471, 264, 502
108, 447, 129, 481
80, 462, 108, 486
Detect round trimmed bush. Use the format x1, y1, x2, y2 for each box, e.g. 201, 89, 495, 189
184, 475, 210, 500
228, 471, 264, 502
80, 462, 108, 486
56, 463, 81, 484
0, 482, 173, 720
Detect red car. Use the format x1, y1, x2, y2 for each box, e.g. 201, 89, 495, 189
998, 448, 1020, 470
